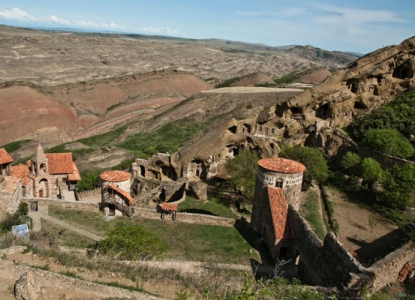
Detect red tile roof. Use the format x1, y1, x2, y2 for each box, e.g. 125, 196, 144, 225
10, 164, 32, 187
67, 162, 81, 181
161, 202, 178, 211
267, 186, 292, 239
45, 153, 74, 174
100, 170, 131, 182
259, 157, 305, 174
0, 148, 13, 165
398, 262, 415, 282
0, 176, 21, 195
108, 183, 135, 205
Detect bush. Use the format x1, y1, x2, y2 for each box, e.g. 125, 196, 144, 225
341, 152, 361, 175
225, 150, 259, 202
77, 169, 101, 192
363, 128, 414, 159
361, 158, 382, 184
280, 146, 329, 183
99, 225, 169, 260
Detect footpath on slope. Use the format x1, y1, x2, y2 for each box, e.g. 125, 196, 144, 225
30, 210, 103, 242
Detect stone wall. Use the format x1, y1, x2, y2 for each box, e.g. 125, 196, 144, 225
289, 206, 366, 290
366, 242, 415, 296
358, 146, 415, 169
77, 188, 101, 200
134, 207, 237, 227
22, 197, 99, 212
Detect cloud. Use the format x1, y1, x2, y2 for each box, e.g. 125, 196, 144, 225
0, 7, 122, 29
141, 26, 178, 35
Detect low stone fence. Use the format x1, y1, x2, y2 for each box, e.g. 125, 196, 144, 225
23, 197, 99, 212
358, 146, 415, 169
134, 207, 239, 227
77, 188, 101, 200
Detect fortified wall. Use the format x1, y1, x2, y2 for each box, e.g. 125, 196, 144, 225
289, 206, 415, 296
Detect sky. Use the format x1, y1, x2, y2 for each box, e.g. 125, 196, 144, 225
0, 0, 414, 54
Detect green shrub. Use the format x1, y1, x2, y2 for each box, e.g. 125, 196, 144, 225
363, 128, 414, 159
361, 158, 382, 184
341, 152, 361, 175
99, 224, 169, 260
77, 169, 101, 192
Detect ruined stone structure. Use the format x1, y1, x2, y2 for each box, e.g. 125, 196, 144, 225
251, 157, 305, 260
100, 170, 134, 217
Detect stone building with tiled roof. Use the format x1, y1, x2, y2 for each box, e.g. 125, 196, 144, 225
9, 140, 81, 198
0, 148, 23, 213
0, 148, 13, 176
251, 157, 305, 260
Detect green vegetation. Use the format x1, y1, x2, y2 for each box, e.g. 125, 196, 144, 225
0, 203, 30, 234
107, 101, 127, 111
1, 140, 29, 153
99, 224, 169, 260
12, 155, 33, 166
382, 163, 415, 210
273, 71, 301, 85
45, 143, 67, 153
225, 150, 259, 202
117, 119, 202, 158
40, 219, 94, 248
77, 169, 101, 192
72, 147, 94, 156
352, 89, 415, 140
280, 146, 329, 183
78, 126, 126, 147
178, 196, 236, 218
300, 190, 326, 240
48, 207, 258, 263
110, 157, 135, 171
362, 128, 414, 159
341, 151, 361, 175
320, 187, 339, 234
361, 158, 382, 184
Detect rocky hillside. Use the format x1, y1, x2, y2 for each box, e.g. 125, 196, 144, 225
0, 25, 357, 86
0, 70, 212, 146
161, 36, 415, 179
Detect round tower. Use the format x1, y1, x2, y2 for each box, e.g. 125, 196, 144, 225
251, 157, 305, 234
100, 170, 132, 216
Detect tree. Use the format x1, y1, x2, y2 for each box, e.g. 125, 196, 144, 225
363, 129, 414, 159
225, 150, 259, 202
77, 169, 101, 192
382, 163, 415, 209
99, 224, 169, 260
341, 152, 361, 175
361, 158, 382, 184
280, 146, 329, 183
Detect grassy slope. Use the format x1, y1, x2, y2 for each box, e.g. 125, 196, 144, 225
48, 207, 258, 264
300, 190, 327, 240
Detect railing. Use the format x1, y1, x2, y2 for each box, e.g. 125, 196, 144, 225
102, 192, 134, 217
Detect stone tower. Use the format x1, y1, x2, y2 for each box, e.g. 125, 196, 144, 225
251, 157, 305, 236
31, 139, 49, 176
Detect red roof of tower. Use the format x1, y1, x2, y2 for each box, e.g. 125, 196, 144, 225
108, 183, 135, 204
0, 148, 13, 165
267, 186, 293, 239
100, 170, 131, 182
258, 157, 305, 174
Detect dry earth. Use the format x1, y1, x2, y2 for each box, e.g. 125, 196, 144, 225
323, 187, 403, 266
0, 25, 356, 86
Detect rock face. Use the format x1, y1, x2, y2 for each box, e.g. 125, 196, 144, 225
248, 36, 415, 150
14, 271, 41, 300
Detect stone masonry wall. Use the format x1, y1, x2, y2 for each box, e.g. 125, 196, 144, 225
289, 206, 365, 289
78, 188, 101, 200
358, 146, 415, 169
135, 207, 237, 227
366, 242, 415, 296
23, 198, 99, 212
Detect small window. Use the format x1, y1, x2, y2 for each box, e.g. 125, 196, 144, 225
275, 180, 283, 188
259, 126, 263, 132
271, 128, 275, 134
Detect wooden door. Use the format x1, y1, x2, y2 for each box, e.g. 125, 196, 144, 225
39, 190, 43, 198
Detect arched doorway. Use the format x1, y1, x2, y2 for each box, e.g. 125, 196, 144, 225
38, 178, 49, 198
